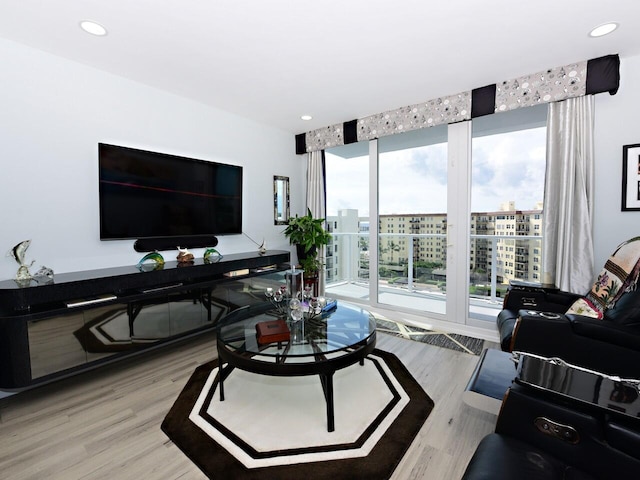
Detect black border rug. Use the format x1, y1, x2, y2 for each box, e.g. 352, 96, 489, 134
161, 349, 434, 480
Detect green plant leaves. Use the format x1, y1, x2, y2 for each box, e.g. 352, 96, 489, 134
283, 208, 331, 253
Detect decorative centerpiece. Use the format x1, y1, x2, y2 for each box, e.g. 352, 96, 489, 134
265, 283, 322, 322
263, 263, 334, 347
262, 280, 337, 346
268, 287, 318, 346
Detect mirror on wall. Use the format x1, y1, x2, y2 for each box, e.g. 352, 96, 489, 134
273, 175, 290, 225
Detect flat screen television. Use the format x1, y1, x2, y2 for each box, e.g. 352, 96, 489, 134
98, 143, 242, 241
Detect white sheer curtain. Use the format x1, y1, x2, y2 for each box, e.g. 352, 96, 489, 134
306, 150, 327, 294
542, 95, 595, 294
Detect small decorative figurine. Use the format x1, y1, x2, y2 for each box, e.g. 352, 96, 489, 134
136, 251, 165, 271
7, 240, 35, 284
176, 246, 194, 264
204, 247, 222, 263
242, 232, 266, 255
258, 239, 267, 255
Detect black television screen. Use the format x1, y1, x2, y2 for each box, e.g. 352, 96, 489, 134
99, 143, 242, 240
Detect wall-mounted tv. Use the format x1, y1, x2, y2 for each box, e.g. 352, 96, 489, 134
99, 143, 242, 240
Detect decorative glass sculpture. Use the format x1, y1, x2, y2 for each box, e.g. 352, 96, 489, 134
136, 251, 165, 271
204, 247, 222, 263
33, 265, 54, 284
7, 240, 35, 284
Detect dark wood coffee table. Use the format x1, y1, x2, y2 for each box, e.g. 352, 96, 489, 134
216, 302, 377, 432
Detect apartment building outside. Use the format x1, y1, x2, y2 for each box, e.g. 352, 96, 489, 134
471, 201, 544, 285
326, 202, 543, 288
325, 209, 369, 284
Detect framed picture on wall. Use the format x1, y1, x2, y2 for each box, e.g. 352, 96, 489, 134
622, 143, 640, 211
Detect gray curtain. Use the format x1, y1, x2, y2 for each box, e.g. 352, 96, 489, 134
542, 95, 595, 294
306, 150, 327, 294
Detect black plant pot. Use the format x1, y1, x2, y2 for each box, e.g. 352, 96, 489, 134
296, 244, 317, 263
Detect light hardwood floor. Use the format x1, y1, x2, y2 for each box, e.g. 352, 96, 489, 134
0, 332, 499, 479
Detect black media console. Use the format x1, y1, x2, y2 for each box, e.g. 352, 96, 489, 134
0, 250, 290, 390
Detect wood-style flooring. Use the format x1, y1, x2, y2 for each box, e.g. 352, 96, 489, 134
0, 332, 500, 479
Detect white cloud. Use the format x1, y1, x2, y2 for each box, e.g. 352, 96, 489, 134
471, 128, 545, 211
326, 154, 369, 216
326, 126, 546, 219
379, 144, 447, 214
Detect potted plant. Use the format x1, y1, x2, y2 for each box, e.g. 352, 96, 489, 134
299, 255, 322, 278
298, 255, 323, 296
283, 208, 331, 264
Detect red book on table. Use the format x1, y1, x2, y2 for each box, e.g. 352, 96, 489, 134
255, 319, 290, 345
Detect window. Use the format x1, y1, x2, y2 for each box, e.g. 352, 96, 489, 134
325, 141, 369, 292
469, 103, 547, 323
377, 124, 448, 315
324, 104, 547, 331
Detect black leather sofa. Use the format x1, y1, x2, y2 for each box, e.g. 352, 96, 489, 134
496, 281, 640, 377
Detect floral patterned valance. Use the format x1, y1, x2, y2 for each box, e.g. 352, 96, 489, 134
296, 54, 619, 154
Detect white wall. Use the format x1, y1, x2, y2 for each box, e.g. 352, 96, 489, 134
2, 37, 636, 282
0, 39, 304, 280
594, 52, 640, 269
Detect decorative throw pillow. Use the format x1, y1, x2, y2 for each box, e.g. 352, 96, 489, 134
566, 296, 604, 319
566, 237, 640, 319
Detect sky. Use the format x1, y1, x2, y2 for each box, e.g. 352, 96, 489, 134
325, 127, 546, 217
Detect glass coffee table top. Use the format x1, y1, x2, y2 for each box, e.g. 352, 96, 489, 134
217, 302, 376, 360
215, 301, 377, 432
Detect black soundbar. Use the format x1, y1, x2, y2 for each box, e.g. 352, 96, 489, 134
134, 235, 218, 252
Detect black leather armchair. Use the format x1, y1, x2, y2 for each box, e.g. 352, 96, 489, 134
497, 281, 581, 350
462, 380, 640, 480
463, 433, 597, 480
497, 281, 640, 377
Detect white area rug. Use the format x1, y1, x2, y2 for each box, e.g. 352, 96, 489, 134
189, 351, 409, 468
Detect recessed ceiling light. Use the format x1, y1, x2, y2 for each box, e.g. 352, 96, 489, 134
589, 22, 618, 38
301, 115, 313, 121
80, 20, 108, 36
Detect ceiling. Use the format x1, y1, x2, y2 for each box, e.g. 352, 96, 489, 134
1, 1, 639, 134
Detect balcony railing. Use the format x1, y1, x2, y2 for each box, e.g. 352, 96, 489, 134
325, 232, 543, 320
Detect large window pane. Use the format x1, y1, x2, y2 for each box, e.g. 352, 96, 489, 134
378, 125, 448, 315
469, 105, 547, 322
325, 142, 370, 302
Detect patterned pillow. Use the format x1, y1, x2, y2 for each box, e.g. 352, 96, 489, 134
566, 296, 604, 319
566, 238, 640, 319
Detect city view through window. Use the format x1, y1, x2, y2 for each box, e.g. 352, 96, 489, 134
324, 123, 546, 324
